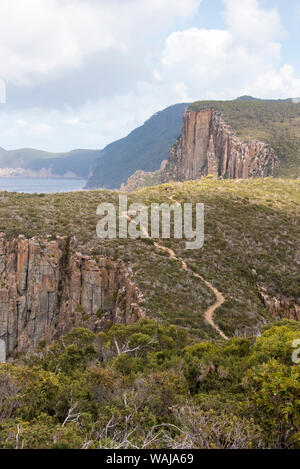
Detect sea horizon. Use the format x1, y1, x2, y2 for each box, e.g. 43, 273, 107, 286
0, 177, 87, 194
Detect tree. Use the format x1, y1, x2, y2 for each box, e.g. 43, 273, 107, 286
244, 359, 300, 448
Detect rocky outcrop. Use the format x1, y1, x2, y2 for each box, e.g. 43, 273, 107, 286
0, 235, 144, 355
258, 285, 300, 321
121, 108, 279, 191
120, 161, 167, 192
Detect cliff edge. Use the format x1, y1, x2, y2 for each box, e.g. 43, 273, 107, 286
121, 108, 279, 191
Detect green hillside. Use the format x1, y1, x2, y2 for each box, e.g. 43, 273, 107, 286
190, 99, 300, 178
86, 103, 189, 189
1, 177, 298, 339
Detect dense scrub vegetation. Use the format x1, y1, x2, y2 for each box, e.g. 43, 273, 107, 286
190, 100, 300, 178
0, 319, 299, 449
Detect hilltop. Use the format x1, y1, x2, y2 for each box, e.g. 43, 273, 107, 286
121, 98, 300, 191
189, 99, 300, 178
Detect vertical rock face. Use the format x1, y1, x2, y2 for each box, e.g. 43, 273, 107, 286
121, 108, 279, 191
160, 109, 279, 182
0, 235, 144, 355
161, 109, 213, 182
0, 339, 5, 363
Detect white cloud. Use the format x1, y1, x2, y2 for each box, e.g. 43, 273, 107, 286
16, 118, 52, 136
159, 0, 300, 100
141, 0, 200, 15
0, 78, 5, 103
16, 119, 28, 127
248, 65, 300, 98
0, 91, 166, 151
30, 123, 52, 137
0, 0, 202, 86
0, 114, 52, 142
223, 0, 282, 46
162, 28, 232, 86
0, 0, 300, 152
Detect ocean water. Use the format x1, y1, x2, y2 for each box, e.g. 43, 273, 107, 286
0, 177, 87, 194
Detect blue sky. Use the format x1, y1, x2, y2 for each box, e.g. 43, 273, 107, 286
0, 0, 299, 152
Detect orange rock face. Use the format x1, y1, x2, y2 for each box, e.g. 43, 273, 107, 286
121, 108, 280, 191
0, 235, 144, 354
160, 109, 279, 182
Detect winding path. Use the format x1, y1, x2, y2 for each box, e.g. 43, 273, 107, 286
164, 195, 228, 340
153, 240, 228, 341
124, 197, 229, 341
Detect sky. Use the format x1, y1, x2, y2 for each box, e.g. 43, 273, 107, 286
0, 0, 300, 152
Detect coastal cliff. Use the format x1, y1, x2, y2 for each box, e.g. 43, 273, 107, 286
0, 235, 144, 355
121, 108, 280, 191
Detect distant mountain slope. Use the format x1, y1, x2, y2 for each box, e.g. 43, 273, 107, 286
85, 103, 189, 189
0, 147, 101, 179
29, 149, 101, 179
